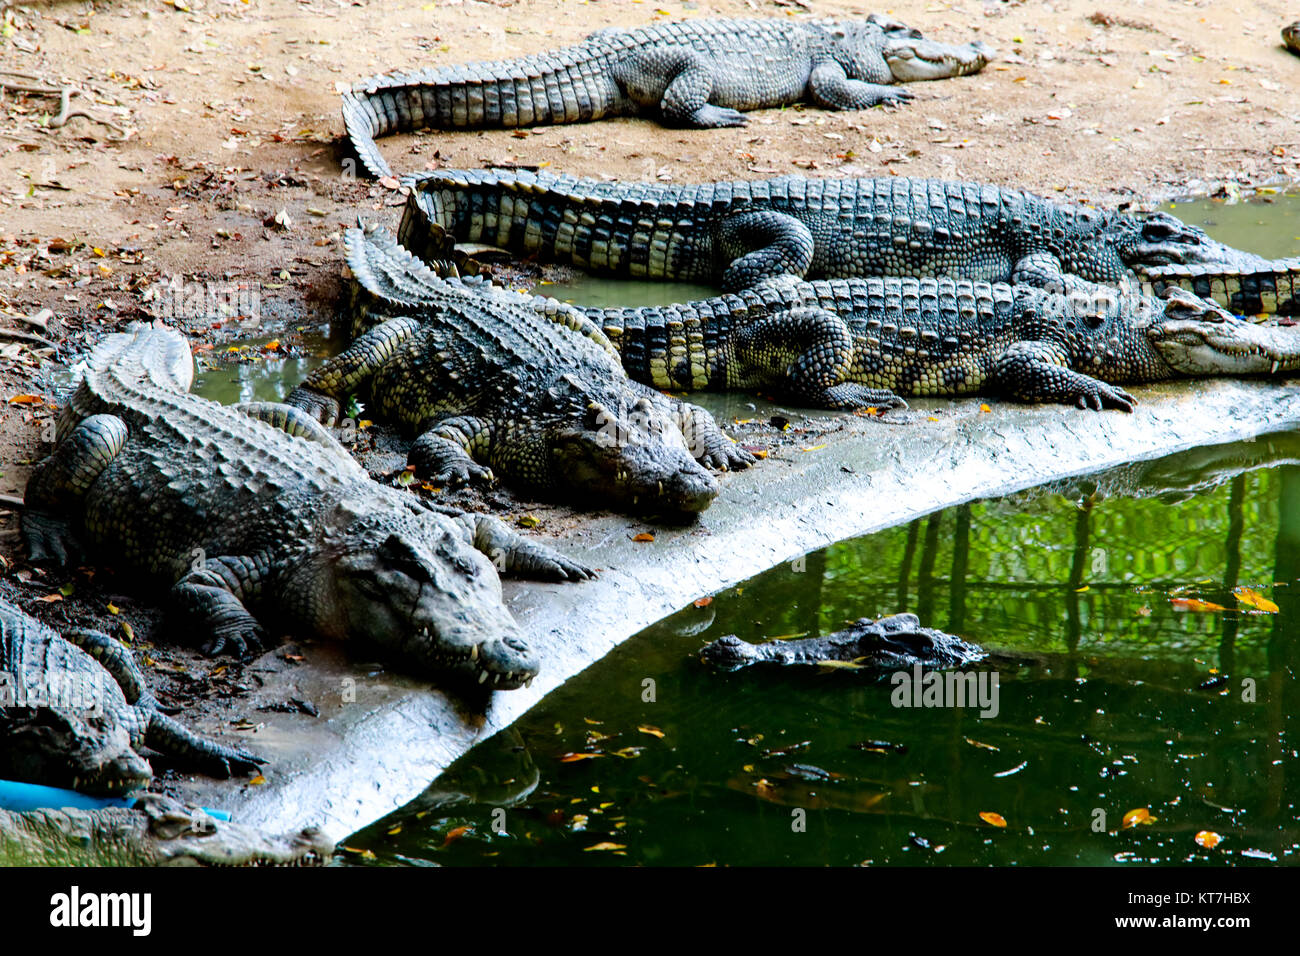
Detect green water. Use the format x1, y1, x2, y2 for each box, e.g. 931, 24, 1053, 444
344, 433, 1300, 866
1161, 190, 1300, 259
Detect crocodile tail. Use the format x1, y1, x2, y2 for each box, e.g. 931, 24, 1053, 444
342, 46, 622, 179
396, 167, 712, 281
85, 322, 194, 394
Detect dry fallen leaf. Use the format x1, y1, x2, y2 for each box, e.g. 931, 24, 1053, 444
632, 533, 655, 542
693, 596, 713, 608
7, 394, 41, 405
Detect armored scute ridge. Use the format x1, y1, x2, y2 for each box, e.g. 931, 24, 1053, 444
21, 323, 594, 690
399, 169, 1270, 293
0, 795, 332, 867
347, 229, 1300, 412
284, 227, 751, 516
0, 597, 262, 795
1140, 257, 1300, 316
343, 16, 991, 177
700, 613, 986, 673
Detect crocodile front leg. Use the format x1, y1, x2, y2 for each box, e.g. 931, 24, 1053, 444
611, 47, 748, 128
716, 211, 816, 289
171, 554, 272, 658
60, 627, 152, 706
23, 413, 129, 566
807, 62, 913, 110
408, 416, 496, 487
731, 307, 907, 410
452, 512, 594, 581
676, 401, 755, 471
284, 315, 422, 425
142, 711, 264, 779
992, 341, 1136, 411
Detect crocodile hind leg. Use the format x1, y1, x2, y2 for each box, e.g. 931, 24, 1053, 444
716, 211, 816, 290
408, 416, 497, 487
284, 315, 423, 425
807, 62, 913, 110
730, 308, 907, 410
143, 711, 264, 778
611, 47, 747, 128
22, 413, 128, 566
992, 341, 1136, 411
60, 627, 153, 706
170, 555, 270, 658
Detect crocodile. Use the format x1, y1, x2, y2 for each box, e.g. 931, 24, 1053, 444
343, 16, 992, 178
398, 169, 1271, 293
21, 323, 593, 690
346, 228, 1300, 411
0, 596, 262, 795
287, 228, 750, 514
1140, 257, 1300, 316
1285, 21, 1300, 54
0, 794, 332, 866
700, 613, 985, 672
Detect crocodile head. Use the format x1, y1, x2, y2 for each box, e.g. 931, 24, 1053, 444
835, 614, 987, 671
853, 16, 993, 81
1147, 287, 1300, 376
297, 502, 539, 689
136, 796, 333, 867
546, 381, 719, 516
2, 703, 153, 796
1116, 212, 1273, 273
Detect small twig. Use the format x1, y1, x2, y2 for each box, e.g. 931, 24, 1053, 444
0, 328, 59, 350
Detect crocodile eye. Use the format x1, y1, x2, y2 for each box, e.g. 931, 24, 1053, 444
1142, 219, 1176, 241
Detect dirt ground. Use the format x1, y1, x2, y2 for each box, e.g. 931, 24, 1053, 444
0, 0, 1297, 767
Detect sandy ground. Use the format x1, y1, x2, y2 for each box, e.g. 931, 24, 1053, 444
0, 0, 1297, 783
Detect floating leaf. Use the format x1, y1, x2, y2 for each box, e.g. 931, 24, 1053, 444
637, 724, 665, 738
1233, 587, 1278, 613
1194, 830, 1222, 848
583, 842, 626, 852
979, 811, 1008, 828
559, 752, 602, 763
1170, 597, 1226, 612
441, 825, 472, 847
965, 738, 1000, 751
1122, 807, 1156, 828
816, 659, 867, 670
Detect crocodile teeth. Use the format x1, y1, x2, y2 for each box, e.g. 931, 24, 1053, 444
478, 670, 489, 684
470, 644, 479, 660
1273, 361, 1281, 374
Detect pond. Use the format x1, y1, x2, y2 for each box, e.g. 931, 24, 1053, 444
341, 431, 1300, 866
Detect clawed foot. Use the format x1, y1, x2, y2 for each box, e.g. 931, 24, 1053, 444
819, 383, 909, 411
199, 621, 267, 660
1071, 382, 1136, 412
692, 105, 748, 127
283, 387, 340, 426
698, 439, 757, 471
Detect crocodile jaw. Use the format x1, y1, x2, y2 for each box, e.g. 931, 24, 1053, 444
1149, 289, 1300, 375
159, 826, 334, 867
884, 38, 994, 81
